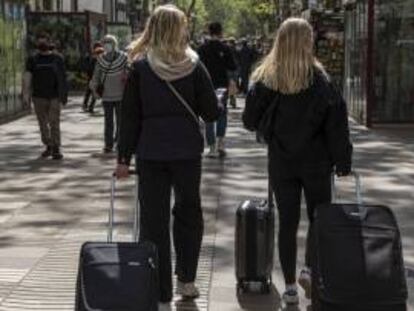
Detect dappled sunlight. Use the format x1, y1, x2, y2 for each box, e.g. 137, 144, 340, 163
0, 100, 413, 310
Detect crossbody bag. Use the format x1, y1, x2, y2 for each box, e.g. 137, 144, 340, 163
165, 81, 204, 135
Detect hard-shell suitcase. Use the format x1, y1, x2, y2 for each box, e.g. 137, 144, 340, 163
75, 172, 159, 311
235, 182, 275, 294
312, 173, 407, 311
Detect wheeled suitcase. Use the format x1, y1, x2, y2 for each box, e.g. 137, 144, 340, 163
235, 182, 275, 294
75, 172, 159, 311
312, 173, 407, 311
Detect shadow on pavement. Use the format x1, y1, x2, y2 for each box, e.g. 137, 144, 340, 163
175, 300, 200, 311
237, 284, 281, 310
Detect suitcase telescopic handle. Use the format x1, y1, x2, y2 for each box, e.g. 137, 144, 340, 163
332, 171, 366, 220
109, 170, 139, 243
332, 171, 363, 205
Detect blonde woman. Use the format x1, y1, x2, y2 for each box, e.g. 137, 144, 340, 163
116, 5, 219, 309
243, 18, 352, 305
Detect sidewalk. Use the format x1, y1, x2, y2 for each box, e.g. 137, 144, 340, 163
0, 97, 413, 310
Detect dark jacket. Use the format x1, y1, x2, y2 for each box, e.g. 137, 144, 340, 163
118, 59, 219, 164
83, 55, 97, 80
26, 53, 68, 104
198, 39, 237, 89
243, 71, 353, 175
239, 45, 255, 71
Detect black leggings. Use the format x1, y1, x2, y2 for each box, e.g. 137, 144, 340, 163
137, 158, 203, 302
270, 167, 331, 284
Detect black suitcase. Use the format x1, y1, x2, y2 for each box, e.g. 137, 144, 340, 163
75, 172, 159, 311
312, 173, 407, 311
235, 182, 275, 294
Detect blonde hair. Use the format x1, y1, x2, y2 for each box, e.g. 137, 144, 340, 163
252, 18, 326, 94
128, 5, 189, 62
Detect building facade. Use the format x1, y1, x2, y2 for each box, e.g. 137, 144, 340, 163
344, 0, 414, 125
0, 0, 28, 123
28, 0, 128, 23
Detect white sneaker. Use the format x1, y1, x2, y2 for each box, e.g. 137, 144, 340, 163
298, 268, 312, 299
158, 302, 172, 311
206, 145, 218, 158
176, 281, 200, 299
282, 289, 299, 305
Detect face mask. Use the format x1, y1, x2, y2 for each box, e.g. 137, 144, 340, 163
38, 42, 49, 52
104, 43, 114, 53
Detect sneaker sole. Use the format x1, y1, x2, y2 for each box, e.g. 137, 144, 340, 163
175, 291, 199, 300
298, 277, 312, 300
283, 296, 299, 305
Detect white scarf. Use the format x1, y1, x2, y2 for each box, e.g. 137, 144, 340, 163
147, 48, 199, 82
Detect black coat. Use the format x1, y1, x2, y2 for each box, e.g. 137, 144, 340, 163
118, 59, 219, 164
198, 39, 237, 89
243, 72, 353, 175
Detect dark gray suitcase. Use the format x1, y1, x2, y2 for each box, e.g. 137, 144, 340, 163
235, 183, 275, 294
312, 173, 407, 311
75, 172, 159, 311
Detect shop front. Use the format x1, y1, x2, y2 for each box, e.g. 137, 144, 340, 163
344, 0, 414, 126
0, 0, 28, 123
26, 11, 107, 91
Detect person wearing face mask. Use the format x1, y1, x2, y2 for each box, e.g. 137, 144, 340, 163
23, 33, 68, 160
91, 34, 128, 153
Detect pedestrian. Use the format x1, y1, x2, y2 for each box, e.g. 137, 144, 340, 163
239, 39, 255, 95
243, 18, 353, 305
82, 42, 104, 113
198, 22, 237, 158
90, 34, 128, 153
23, 33, 68, 160
115, 5, 219, 311
227, 37, 240, 109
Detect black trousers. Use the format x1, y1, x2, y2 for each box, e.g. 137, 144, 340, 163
82, 85, 96, 112
102, 101, 120, 149
269, 161, 331, 284
137, 158, 203, 302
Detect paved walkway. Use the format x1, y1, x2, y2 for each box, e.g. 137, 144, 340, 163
0, 97, 413, 310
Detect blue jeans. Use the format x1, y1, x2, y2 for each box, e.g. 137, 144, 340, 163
206, 89, 228, 146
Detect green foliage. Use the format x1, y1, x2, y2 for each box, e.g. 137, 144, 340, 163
174, 0, 277, 38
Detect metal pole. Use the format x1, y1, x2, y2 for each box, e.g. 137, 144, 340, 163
366, 0, 375, 128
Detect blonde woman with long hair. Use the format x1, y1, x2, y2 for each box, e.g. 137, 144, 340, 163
116, 5, 219, 310
243, 18, 353, 305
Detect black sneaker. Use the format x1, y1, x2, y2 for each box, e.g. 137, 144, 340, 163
103, 147, 113, 154
51, 147, 64, 160
41, 146, 52, 158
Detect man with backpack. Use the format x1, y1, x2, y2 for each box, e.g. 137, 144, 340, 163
23, 33, 68, 160
198, 22, 237, 158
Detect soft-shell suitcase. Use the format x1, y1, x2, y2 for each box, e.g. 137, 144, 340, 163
75, 172, 159, 311
235, 183, 275, 294
312, 173, 407, 311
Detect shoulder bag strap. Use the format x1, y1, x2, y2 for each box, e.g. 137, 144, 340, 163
165, 81, 201, 127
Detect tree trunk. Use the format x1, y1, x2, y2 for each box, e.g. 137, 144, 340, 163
186, 0, 197, 17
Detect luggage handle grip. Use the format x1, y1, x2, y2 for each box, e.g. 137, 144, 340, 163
332, 171, 367, 220
109, 170, 139, 243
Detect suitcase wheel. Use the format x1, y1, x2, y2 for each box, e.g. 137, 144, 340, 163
237, 281, 247, 295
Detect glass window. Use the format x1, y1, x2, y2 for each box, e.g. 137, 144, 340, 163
374, 0, 414, 122
0, 0, 27, 122
344, 1, 369, 124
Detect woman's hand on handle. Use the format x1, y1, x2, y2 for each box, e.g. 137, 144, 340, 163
115, 164, 130, 179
